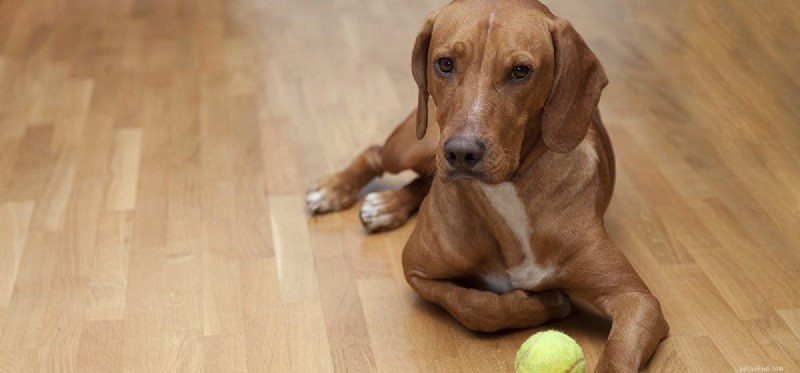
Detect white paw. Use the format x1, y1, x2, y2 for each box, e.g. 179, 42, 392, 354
359, 192, 400, 232
306, 188, 340, 214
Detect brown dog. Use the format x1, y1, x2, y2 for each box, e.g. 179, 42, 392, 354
307, 0, 668, 371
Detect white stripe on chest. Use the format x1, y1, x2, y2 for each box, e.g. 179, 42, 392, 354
479, 182, 554, 290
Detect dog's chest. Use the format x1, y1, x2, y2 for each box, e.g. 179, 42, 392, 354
478, 182, 554, 291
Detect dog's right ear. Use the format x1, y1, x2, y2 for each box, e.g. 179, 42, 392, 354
411, 12, 437, 140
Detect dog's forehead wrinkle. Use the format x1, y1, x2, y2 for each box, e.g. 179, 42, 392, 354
465, 9, 498, 126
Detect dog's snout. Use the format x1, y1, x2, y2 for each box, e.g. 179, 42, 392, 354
443, 136, 485, 170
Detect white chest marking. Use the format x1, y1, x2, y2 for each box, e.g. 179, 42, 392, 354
480, 182, 555, 290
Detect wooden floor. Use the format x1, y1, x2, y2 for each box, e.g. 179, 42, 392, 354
1, 0, 799, 371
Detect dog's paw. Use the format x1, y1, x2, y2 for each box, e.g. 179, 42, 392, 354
306, 174, 359, 214
359, 191, 414, 232
543, 290, 572, 319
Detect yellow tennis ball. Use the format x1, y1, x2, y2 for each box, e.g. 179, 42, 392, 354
515, 330, 585, 373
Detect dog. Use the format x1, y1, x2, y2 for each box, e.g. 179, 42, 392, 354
306, 0, 668, 371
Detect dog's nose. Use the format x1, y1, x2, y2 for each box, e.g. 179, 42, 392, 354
443, 136, 485, 170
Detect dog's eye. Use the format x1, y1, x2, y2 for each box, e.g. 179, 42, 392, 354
510, 65, 531, 80
436, 58, 454, 74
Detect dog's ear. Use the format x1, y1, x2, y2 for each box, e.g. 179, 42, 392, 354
411, 12, 437, 140
542, 19, 608, 153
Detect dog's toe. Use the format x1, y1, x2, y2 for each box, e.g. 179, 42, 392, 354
306, 189, 335, 214
306, 174, 361, 214
549, 291, 573, 318
306, 186, 354, 214
359, 192, 410, 232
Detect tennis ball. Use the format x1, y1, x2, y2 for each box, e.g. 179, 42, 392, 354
515, 330, 585, 373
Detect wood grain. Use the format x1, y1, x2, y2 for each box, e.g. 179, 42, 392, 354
0, 0, 798, 371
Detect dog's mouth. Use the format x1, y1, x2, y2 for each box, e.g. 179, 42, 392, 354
441, 164, 518, 185
442, 169, 490, 183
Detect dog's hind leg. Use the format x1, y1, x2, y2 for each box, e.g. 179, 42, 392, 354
359, 175, 431, 232
306, 145, 384, 214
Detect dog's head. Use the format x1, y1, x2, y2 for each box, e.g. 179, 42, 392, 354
412, 0, 607, 183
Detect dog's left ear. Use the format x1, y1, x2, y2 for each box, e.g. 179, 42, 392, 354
411, 11, 437, 140
542, 19, 608, 153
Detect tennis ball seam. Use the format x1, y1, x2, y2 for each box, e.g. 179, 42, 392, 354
514, 333, 544, 373
568, 357, 586, 373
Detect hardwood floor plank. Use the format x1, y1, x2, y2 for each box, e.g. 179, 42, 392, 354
40, 151, 76, 232
105, 128, 142, 212
310, 213, 377, 372
31, 273, 88, 373
203, 333, 248, 373
0, 201, 35, 306
268, 195, 320, 304
241, 258, 291, 372
358, 278, 418, 373
202, 253, 244, 336
2, 125, 55, 202
0, 232, 61, 349
672, 335, 731, 372
75, 320, 123, 373
86, 211, 133, 321
0, 349, 35, 373
778, 309, 800, 341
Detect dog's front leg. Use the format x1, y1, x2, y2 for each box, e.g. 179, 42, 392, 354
592, 291, 668, 372
562, 232, 669, 372
405, 274, 571, 332
307, 145, 384, 214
